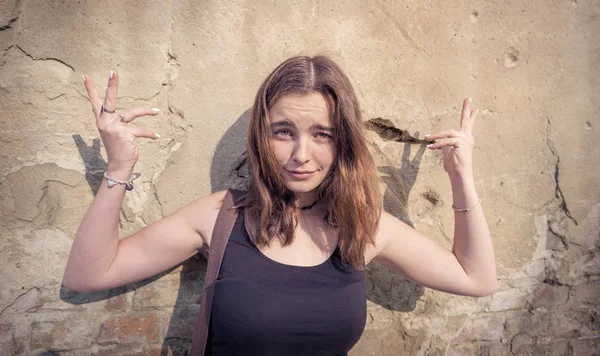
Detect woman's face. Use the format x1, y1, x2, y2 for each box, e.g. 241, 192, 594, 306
268, 92, 336, 197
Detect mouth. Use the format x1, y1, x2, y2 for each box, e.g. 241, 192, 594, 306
285, 170, 316, 180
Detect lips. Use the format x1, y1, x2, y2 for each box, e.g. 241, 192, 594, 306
285, 169, 316, 180
288, 170, 315, 174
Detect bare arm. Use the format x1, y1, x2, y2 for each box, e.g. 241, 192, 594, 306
62, 186, 225, 292
371, 187, 497, 297
448, 174, 497, 294
62, 178, 128, 292
369, 98, 497, 297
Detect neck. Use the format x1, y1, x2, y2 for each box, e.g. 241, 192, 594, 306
300, 200, 319, 210
295, 191, 318, 210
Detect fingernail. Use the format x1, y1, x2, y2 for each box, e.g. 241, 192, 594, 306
82, 74, 85, 82
155, 133, 161, 138
152, 108, 160, 112
469, 97, 472, 103
109, 70, 114, 79
424, 134, 431, 137
427, 143, 434, 148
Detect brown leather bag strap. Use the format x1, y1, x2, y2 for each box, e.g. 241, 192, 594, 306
190, 189, 242, 355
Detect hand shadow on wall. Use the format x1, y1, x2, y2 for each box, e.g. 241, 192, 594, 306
364, 137, 428, 312
71, 134, 106, 196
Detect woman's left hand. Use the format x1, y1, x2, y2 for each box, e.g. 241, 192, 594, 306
425, 98, 479, 178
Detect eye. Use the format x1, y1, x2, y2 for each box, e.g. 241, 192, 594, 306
274, 129, 293, 137
315, 132, 333, 141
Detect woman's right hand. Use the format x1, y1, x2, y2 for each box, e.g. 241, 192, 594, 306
82, 70, 160, 180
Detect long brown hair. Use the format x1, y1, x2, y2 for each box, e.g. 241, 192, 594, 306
240, 55, 382, 270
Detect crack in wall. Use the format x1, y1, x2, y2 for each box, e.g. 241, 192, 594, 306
14, 44, 74, 72
548, 223, 569, 250
0, 286, 41, 316
545, 116, 578, 226
508, 333, 519, 356
119, 84, 163, 102
152, 181, 165, 218
543, 266, 570, 287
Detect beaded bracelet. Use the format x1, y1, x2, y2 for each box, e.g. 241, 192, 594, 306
452, 198, 481, 212
104, 171, 140, 191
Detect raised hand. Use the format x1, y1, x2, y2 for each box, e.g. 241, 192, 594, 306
424, 98, 479, 178
82, 71, 160, 180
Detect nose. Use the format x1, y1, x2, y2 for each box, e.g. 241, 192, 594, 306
292, 136, 310, 164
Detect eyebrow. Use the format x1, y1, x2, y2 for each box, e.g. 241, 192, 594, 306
270, 120, 335, 132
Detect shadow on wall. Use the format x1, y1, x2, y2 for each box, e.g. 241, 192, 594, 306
72, 135, 106, 196
65, 110, 426, 355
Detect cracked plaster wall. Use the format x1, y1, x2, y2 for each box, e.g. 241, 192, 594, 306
1, 0, 599, 355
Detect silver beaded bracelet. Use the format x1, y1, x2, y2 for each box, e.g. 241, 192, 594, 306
452, 198, 481, 212
104, 171, 140, 191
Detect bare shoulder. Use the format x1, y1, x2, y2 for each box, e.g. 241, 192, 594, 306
364, 210, 420, 265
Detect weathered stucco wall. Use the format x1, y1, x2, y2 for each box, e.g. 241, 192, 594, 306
1, 0, 599, 355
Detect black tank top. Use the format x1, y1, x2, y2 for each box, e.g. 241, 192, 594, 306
207, 210, 367, 356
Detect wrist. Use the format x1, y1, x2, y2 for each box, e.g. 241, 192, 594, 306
449, 172, 475, 184
105, 164, 134, 181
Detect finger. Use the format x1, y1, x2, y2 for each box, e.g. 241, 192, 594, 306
82, 75, 103, 118
460, 97, 471, 131
424, 129, 461, 141
468, 109, 478, 134
130, 127, 161, 139
427, 137, 461, 149
119, 107, 161, 123
103, 70, 119, 113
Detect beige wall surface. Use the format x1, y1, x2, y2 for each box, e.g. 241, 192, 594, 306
1, 0, 598, 355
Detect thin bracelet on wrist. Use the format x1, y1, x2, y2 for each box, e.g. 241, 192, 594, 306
104, 171, 140, 191
452, 198, 481, 212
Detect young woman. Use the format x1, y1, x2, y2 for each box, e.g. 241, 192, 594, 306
63, 56, 497, 355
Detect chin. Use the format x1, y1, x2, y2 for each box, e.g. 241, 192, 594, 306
284, 181, 321, 194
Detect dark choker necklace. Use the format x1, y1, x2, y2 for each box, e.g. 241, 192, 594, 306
300, 200, 319, 210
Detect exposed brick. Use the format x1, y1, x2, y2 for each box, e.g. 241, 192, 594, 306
485, 287, 535, 312
572, 280, 600, 304
510, 334, 569, 356
505, 310, 581, 339
133, 277, 202, 310
531, 284, 570, 308
163, 303, 199, 341
447, 341, 509, 356
29, 318, 94, 350
95, 344, 162, 356
98, 314, 160, 345
132, 279, 179, 309
453, 314, 505, 343
570, 336, 600, 356
105, 293, 130, 312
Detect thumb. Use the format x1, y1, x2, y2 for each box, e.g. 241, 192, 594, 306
130, 127, 160, 139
